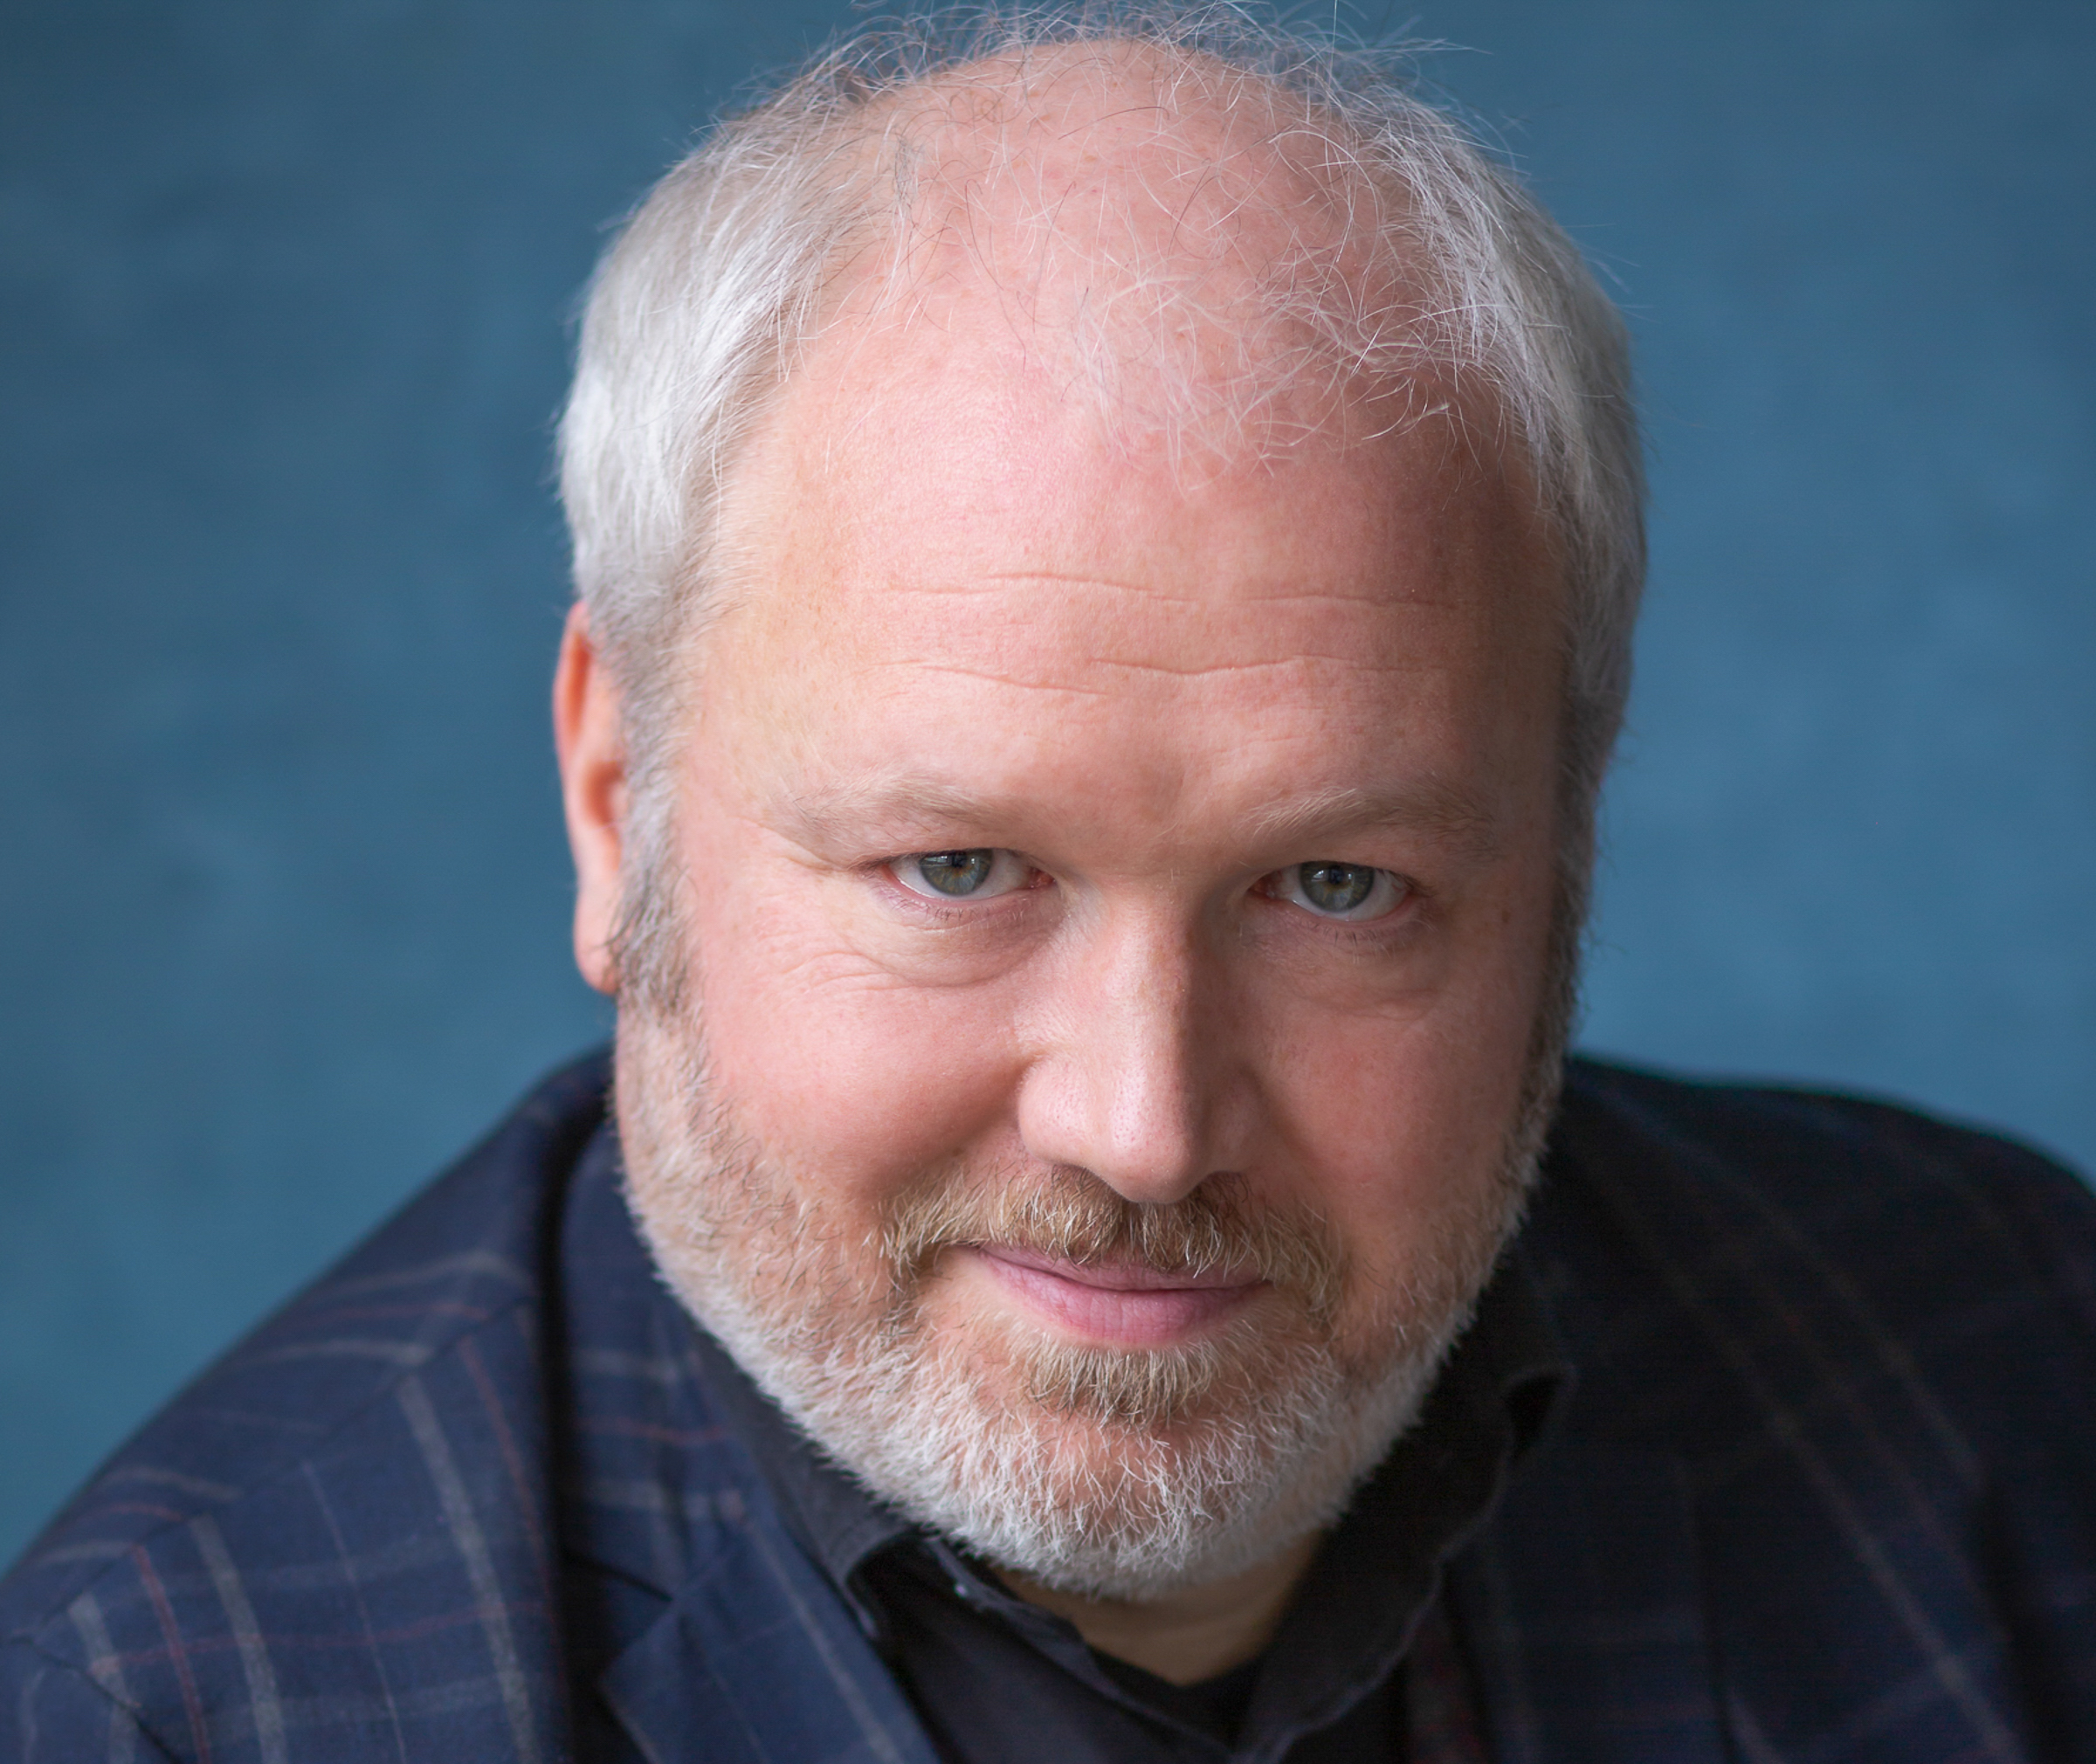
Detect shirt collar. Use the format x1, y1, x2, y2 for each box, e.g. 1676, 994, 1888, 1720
680, 1201, 1570, 1744
679, 1308, 914, 1618
552, 1122, 914, 1630
557, 1112, 1572, 1727
1239, 1242, 1569, 1736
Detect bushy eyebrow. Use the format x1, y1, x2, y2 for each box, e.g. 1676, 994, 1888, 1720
778, 774, 1500, 862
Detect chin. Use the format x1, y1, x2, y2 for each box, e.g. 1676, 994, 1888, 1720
702, 1244, 1463, 1599
614, 1006, 1530, 1600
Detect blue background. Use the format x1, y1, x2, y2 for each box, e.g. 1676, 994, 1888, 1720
3, 0, 2091, 1565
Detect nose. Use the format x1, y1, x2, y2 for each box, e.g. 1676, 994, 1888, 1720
1015, 910, 1238, 1206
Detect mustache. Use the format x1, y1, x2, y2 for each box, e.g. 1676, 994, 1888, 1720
878, 1162, 1345, 1325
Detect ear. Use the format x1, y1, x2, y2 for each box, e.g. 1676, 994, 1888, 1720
553, 602, 625, 996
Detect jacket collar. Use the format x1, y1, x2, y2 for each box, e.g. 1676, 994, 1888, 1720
548, 1125, 939, 1762
555, 1113, 1719, 1764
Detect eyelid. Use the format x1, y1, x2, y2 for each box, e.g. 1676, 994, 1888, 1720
1265, 863, 1411, 923
886, 848, 1038, 903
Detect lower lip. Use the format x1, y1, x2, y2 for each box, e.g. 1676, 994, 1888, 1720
958, 1247, 1264, 1347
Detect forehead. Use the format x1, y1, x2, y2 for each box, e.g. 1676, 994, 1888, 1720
689, 65, 1562, 844
698, 289, 1560, 852
745, 301, 1519, 634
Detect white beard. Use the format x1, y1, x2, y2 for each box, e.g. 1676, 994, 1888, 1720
614, 1002, 1545, 1601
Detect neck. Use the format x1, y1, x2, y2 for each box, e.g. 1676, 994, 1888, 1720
997, 1533, 1322, 1685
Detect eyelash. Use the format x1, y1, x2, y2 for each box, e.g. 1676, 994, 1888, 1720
879, 851, 1049, 920
1252, 879, 1424, 956
1286, 912, 1419, 954
875, 852, 1423, 939
1258, 864, 1410, 924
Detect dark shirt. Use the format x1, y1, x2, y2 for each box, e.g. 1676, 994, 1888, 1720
555, 1123, 1569, 1763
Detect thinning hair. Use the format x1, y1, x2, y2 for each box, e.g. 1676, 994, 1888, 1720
557, 3, 1644, 1008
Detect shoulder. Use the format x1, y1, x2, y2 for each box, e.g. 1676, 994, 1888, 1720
1479, 1062, 2096, 1755
0, 1051, 610, 1761
1531, 1057, 2096, 1457
1538, 1058, 2096, 1422
1558, 1054, 2096, 1260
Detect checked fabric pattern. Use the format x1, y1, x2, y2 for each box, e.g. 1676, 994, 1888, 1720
4, 1051, 2095, 1761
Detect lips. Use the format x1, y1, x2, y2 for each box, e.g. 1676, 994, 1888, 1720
961, 1244, 1265, 1346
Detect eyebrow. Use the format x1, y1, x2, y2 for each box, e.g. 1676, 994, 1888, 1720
776, 774, 1501, 862
777, 777, 1023, 850
1242, 782, 1501, 858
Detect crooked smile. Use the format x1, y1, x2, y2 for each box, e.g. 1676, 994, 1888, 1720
957, 1244, 1267, 1347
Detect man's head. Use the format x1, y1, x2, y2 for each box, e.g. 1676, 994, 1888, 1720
554, 14, 1641, 1602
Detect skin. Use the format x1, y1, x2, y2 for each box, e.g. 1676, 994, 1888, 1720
555, 71, 1568, 1685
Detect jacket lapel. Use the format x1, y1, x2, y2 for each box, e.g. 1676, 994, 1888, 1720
1448, 1443, 1729, 1764
597, 1487, 942, 1764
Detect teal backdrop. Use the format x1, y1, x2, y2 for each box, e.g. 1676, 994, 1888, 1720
3, 0, 2092, 1564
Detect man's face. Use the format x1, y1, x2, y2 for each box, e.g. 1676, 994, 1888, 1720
595, 284, 1569, 1595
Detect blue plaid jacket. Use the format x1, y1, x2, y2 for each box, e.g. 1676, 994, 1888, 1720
4, 1052, 2094, 1762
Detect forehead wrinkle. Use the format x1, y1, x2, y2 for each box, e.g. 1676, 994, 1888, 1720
856, 582, 1495, 651
862, 659, 1121, 701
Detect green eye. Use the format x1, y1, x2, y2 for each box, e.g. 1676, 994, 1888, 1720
1277, 862, 1406, 921
914, 851, 996, 896
890, 849, 1036, 902
1300, 863, 1375, 913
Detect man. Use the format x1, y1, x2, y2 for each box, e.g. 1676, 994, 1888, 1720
4, 13, 2093, 1763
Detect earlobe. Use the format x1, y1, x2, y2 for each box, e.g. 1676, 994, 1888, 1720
553, 603, 626, 996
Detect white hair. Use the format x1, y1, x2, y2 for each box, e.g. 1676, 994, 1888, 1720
557, 4, 1644, 997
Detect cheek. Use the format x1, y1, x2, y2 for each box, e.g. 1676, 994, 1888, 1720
678, 843, 1026, 1194
1258, 867, 1555, 1280
1265, 1018, 1511, 1241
